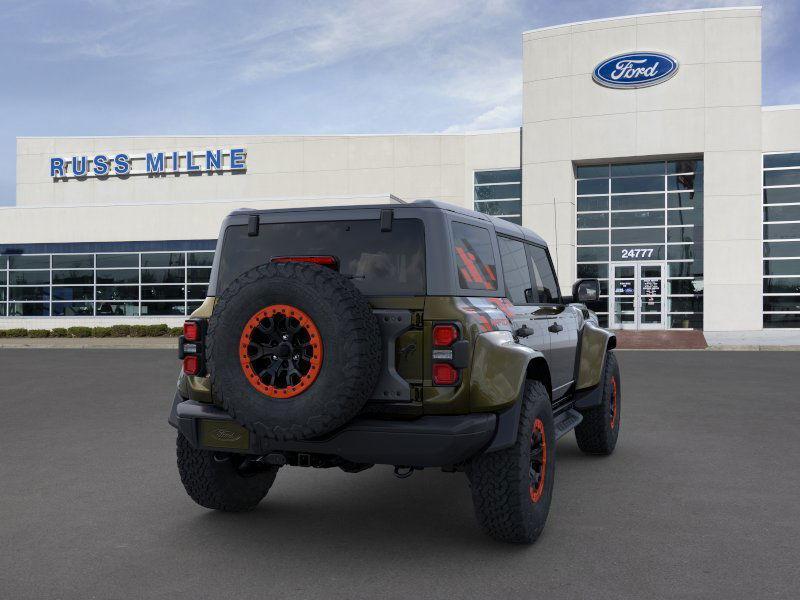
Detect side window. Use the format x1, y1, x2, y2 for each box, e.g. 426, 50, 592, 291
526, 244, 561, 304
451, 222, 498, 291
498, 237, 533, 305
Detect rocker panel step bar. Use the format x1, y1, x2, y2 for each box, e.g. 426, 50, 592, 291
554, 408, 583, 440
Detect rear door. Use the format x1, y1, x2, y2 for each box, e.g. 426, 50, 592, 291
525, 243, 578, 399
496, 236, 550, 353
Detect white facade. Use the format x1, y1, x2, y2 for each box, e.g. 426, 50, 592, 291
524, 6, 764, 331
15, 131, 521, 209
3, 6, 800, 332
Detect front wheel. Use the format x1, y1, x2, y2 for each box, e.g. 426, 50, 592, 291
466, 380, 555, 544
575, 350, 621, 455
176, 433, 279, 512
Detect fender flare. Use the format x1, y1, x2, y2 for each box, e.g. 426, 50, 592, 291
469, 331, 548, 412
472, 332, 551, 453
575, 322, 616, 391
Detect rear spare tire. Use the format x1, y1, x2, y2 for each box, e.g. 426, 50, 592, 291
206, 262, 381, 442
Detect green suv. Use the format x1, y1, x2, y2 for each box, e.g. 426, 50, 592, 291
168, 200, 621, 543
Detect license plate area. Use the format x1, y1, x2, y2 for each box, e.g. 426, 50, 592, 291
199, 419, 250, 450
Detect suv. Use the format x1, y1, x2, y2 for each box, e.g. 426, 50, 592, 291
168, 199, 620, 544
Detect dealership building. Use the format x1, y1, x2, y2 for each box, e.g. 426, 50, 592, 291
2, 6, 799, 334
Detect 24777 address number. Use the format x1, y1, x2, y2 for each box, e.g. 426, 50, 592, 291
620, 248, 655, 259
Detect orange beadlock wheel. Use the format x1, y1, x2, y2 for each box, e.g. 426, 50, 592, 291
609, 376, 618, 429
529, 417, 548, 503
238, 304, 323, 398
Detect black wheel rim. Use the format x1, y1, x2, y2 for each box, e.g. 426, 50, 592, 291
249, 313, 313, 387
239, 305, 323, 398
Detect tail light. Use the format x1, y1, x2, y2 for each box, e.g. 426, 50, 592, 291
271, 255, 339, 270
183, 320, 200, 342
432, 324, 459, 347
183, 355, 200, 376
431, 322, 466, 386
179, 318, 206, 376
432, 363, 459, 385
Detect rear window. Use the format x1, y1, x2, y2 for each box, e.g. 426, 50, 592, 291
452, 222, 498, 291
217, 219, 426, 296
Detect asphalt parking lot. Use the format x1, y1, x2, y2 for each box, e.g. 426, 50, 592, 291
1, 349, 798, 599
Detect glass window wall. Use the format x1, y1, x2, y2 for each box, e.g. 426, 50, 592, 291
763, 153, 800, 328
474, 169, 522, 225
575, 159, 704, 329
0, 250, 214, 317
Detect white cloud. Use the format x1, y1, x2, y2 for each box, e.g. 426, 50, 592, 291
438, 53, 522, 132
442, 103, 521, 132
229, 1, 528, 132
761, 0, 798, 50
236, 0, 489, 82
767, 79, 800, 107
6, 0, 799, 131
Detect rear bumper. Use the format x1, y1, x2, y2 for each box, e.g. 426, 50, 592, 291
168, 393, 497, 467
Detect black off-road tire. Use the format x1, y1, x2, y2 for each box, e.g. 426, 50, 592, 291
575, 351, 621, 455
206, 262, 381, 442
176, 433, 278, 512
466, 380, 555, 544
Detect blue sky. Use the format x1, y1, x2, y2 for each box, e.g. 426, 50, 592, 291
1, 0, 798, 206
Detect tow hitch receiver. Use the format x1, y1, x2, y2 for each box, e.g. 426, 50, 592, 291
393, 466, 416, 479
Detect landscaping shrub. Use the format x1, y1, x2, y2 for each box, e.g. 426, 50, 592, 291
67, 326, 92, 338
130, 325, 149, 337
0, 323, 178, 338
109, 324, 132, 337
3, 328, 28, 338
145, 324, 169, 337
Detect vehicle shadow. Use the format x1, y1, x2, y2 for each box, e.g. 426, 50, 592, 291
163, 438, 588, 557
172, 470, 498, 550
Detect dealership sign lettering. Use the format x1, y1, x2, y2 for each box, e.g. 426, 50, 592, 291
50, 148, 246, 179
593, 52, 678, 89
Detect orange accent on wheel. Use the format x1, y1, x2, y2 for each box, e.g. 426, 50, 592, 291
529, 418, 548, 503
610, 376, 618, 429
238, 304, 323, 398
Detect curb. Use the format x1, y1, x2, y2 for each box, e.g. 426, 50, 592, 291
708, 344, 800, 351
3, 339, 798, 351
0, 338, 178, 349
616, 345, 800, 351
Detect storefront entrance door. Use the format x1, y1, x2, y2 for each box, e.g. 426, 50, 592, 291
609, 262, 666, 330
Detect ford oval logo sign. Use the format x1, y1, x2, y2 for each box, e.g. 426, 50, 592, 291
593, 52, 679, 89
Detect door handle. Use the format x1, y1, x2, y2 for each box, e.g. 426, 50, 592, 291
514, 324, 535, 338
548, 322, 563, 333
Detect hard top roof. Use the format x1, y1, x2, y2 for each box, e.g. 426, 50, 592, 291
230, 199, 547, 246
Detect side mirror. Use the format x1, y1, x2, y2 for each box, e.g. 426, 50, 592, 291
572, 278, 600, 303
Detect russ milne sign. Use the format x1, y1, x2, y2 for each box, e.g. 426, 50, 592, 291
50, 148, 246, 179
593, 52, 678, 89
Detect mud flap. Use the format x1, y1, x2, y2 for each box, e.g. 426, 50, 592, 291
483, 386, 525, 453
573, 383, 604, 410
